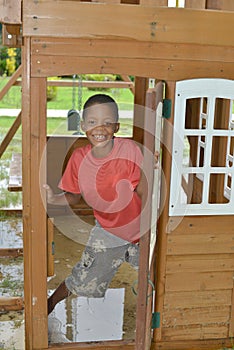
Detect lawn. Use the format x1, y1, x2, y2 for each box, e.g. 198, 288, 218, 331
0, 77, 134, 111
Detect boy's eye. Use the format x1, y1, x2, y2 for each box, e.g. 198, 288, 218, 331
87, 120, 96, 125
104, 122, 113, 126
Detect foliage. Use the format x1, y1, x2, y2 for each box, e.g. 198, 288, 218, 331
47, 76, 60, 101
0, 46, 8, 75
84, 74, 117, 91
6, 48, 16, 76
0, 45, 21, 76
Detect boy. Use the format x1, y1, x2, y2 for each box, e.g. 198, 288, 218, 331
45, 94, 144, 314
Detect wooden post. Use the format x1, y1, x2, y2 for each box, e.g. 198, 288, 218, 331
22, 38, 48, 349
47, 218, 54, 277
133, 77, 148, 145
153, 81, 176, 342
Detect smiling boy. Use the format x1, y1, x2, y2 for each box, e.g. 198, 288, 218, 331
45, 94, 143, 314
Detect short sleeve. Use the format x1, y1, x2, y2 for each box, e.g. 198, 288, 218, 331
58, 149, 81, 194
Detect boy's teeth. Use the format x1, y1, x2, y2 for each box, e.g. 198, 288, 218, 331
94, 135, 105, 140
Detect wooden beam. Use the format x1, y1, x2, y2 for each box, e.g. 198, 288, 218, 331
22, 39, 48, 349
0, 248, 23, 258
0, 112, 21, 158
31, 38, 234, 63
23, 3, 234, 47
30, 38, 234, 80
0, 0, 21, 24
132, 77, 148, 144
48, 340, 135, 350
0, 64, 22, 101
0, 296, 24, 311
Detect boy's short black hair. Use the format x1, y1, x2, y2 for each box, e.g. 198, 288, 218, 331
82, 94, 119, 121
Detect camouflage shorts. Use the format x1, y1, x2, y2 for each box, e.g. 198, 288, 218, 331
65, 222, 139, 298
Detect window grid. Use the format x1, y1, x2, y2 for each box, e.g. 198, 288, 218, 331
169, 79, 234, 216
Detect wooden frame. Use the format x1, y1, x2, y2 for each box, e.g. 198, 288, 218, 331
1, 0, 234, 349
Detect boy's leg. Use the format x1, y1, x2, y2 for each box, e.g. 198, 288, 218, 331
48, 280, 72, 315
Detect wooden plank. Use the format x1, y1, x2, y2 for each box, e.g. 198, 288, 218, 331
167, 233, 234, 255
31, 55, 234, 81
0, 112, 21, 158
166, 254, 234, 273
132, 77, 148, 144
140, 0, 168, 6
22, 38, 33, 350
230, 280, 234, 337
8, 152, 22, 192
31, 38, 234, 63
30, 77, 48, 349
207, 0, 234, 11
185, 0, 206, 8
167, 215, 234, 235
135, 81, 154, 350
163, 305, 230, 327
164, 290, 232, 308
0, 296, 24, 311
165, 271, 233, 292
48, 340, 135, 350
23, 3, 234, 47
0, 248, 23, 258
153, 337, 233, 350
0, 0, 22, 24
30, 38, 234, 79
161, 323, 228, 341
47, 217, 54, 277
22, 37, 48, 348
47, 80, 133, 89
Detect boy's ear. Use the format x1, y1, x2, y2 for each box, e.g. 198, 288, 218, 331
114, 122, 120, 133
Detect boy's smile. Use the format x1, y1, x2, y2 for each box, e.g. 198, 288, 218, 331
81, 103, 119, 157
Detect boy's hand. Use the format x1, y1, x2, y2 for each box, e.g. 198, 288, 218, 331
154, 150, 160, 169
43, 184, 56, 204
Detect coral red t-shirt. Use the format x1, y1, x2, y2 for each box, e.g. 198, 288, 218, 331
59, 138, 143, 242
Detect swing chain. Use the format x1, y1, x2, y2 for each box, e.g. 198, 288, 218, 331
77, 75, 82, 132
72, 74, 76, 110
77, 74, 82, 114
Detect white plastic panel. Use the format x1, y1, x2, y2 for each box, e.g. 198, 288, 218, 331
169, 79, 234, 216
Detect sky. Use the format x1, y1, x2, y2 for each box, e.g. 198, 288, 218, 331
168, 0, 185, 7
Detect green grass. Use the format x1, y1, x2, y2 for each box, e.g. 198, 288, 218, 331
0, 77, 134, 110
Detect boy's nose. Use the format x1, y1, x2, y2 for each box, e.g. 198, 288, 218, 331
94, 123, 105, 129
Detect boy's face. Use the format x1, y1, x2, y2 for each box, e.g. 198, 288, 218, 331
81, 103, 119, 148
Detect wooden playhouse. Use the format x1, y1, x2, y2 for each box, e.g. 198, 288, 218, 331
0, 0, 234, 349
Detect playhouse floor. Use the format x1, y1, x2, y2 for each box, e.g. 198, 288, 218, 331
0, 214, 138, 349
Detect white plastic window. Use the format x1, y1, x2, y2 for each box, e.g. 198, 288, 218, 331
169, 79, 234, 216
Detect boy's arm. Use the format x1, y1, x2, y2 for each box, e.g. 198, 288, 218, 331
135, 151, 160, 198
44, 184, 81, 206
